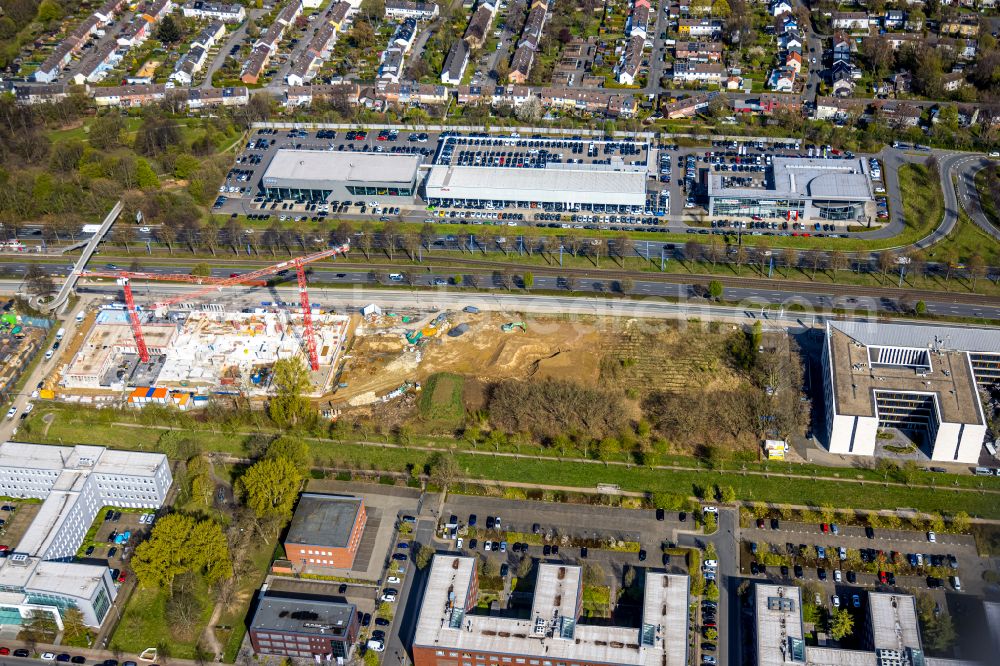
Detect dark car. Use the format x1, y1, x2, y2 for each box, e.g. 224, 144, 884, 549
750, 562, 759, 575
543, 545, 552, 556
756, 518, 765, 529
375, 618, 390, 627
105, 509, 114, 521
847, 571, 857, 584
656, 508, 665, 521
361, 613, 372, 626
679, 512, 687, 522
469, 538, 478, 550
108, 547, 117, 558
13, 649, 29, 658
532, 523, 540, 534
392, 553, 408, 561
780, 565, 789, 577
486, 516, 495, 529
371, 630, 386, 641
468, 514, 477, 527
113, 511, 122, 522
771, 518, 780, 530
701, 643, 717, 652
71, 658, 86, 664
865, 526, 875, 539
638, 549, 647, 561
927, 576, 942, 588
500, 563, 509, 577
56, 655, 72, 662
397, 542, 409, 549
581, 547, 588, 558
85, 546, 95, 556
794, 565, 803, 578
818, 568, 827, 581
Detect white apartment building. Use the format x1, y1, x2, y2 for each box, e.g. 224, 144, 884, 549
0, 443, 171, 627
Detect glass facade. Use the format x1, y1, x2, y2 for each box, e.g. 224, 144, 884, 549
346, 185, 412, 197
262, 187, 332, 202
93, 588, 110, 623
970, 353, 1000, 386
425, 198, 641, 214
711, 197, 805, 219
0, 605, 23, 625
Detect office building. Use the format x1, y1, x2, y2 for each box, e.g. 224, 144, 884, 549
0, 442, 171, 627
413, 556, 689, 666
284, 494, 367, 570
708, 157, 874, 221
249, 591, 359, 659
822, 321, 991, 463
260, 150, 422, 203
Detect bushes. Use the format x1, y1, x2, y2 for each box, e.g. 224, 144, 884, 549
487, 378, 626, 441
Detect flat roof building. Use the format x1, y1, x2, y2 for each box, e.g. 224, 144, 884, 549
260, 149, 421, 203
0, 442, 171, 627
822, 321, 991, 462
249, 591, 359, 659
413, 556, 688, 666
753, 584, 937, 666
284, 494, 367, 570
708, 157, 874, 221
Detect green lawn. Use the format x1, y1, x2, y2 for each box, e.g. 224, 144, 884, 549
418, 373, 466, 430
898, 163, 944, 245
926, 210, 1000, 266
975, 169, 1000, 228
111, 582, 213, 660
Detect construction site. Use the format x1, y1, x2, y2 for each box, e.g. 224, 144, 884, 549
57, 306, 350, 397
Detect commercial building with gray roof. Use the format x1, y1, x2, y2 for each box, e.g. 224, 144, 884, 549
260, 149, 422, 203
284, 494, 367, 569
822, 321, 992, 463
708, 156, 874, 221
249, 591, 359, 659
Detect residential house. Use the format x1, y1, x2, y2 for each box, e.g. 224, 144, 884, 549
170, 44, 207, 85
384, 0, 439, 20
943, 71, 966, 92
191, 21, 226, 51
767, 67, 795, 92
832, 31, 852, 62
890, 71, 912, 94
441, 40, 469, 84
874, 99, 922, 127
904, 15, 923, 31
34, 41, 77, 82
781, 31, 802, 53
677, 19, 721, 38
508, 45, 535, 84
814, 95, 867, 121
785, 50, 802, 73
93, 84, 167, 107
275, 0, 303, 27
187, 86, 249, 108
616, 34, 644, 85
672, 62, 724, 85
14, 83, 71, 105
885, 33, 923, 50
286, 21, 336, 85
391, 18, 417, 52
831, 68, 856, 97
379, 47, 406, 82
142, 0, 173, 22
241, 44, 271, 84
674, 41, 722, 62
94, 0, 126, 23
117, 18, 151, 47
629, 4, 650, 39
663, 92, 716, 118
754, 93, 801, 115
73, 41, 122, 84
329, 2, 352, 30
831, 12, 870, 31
883, 10, 905, 30
769, 0, 792, 16
464, 1, 497, 49
181, 1, 245, 22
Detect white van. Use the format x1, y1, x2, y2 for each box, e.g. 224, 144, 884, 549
75, 312, 84, 323
55, 328, 65, 340
388, 273, 403, 282
951, 576, 961, 591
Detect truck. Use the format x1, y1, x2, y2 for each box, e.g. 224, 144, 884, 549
55, 328, 65, 340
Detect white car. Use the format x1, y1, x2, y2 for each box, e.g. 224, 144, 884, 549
22, 403, 33, 416
832, 595, 841, 608
40, 654, 56, 661
387, 576, 401, 584
703, 506, 719, 514
927, 531, 937, 543
834, 570, 842, 583
139, 226, 150, 233
381, 591, 397, 603
5, 406, 16, 419
990, 152, 1000, 158
367, 639, 385, 652
703, 559, 718, 568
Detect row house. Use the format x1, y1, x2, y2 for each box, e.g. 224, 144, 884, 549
94, 0, 126, 23
170, 45, 208, 85
284, 82, 358, 107
769, 0, 792, 16
508, 2, 546, 83
814, 95, 868, 121
276, 0, 304, 27
832, 31, 852, 62
883, 10, 905, 30
186, 86, 249, 107
192, 21, 226, 51
35, 41, 79, 83
672, 62, 724, 85
241, 45, 272, 84
663, 92, 716, 118
616, 34, 644, 85
72, 41, 122, 84
182, 1, 246, 22
14, 83, 72, 105
379, 47, 406, 82
117, 19, 150, 47
93, 84, 167, 107
540, 87, 635, 117
677, 18, 722, 38
464, 0, 497, 49
34, 0, 126, 82
674, 41, 722, 62
286, 21, 337, 85
830, 12, 870, 32
629, 4, 650, 39
441, 40, 469, 84
381, 81, 449, 105
384, 0, 439, 20
873, 99, 923, 127
142, 0, 174, 23
744, 93, 801, 115
329, 1, 353, 31
391, 18, 418, 52
508, 45, 535, 84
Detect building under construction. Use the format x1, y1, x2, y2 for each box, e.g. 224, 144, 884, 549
61, 307, 350, 396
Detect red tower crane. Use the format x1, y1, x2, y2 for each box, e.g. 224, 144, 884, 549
84, 243, 350, 371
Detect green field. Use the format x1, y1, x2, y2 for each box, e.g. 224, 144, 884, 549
419, 373, 466, 430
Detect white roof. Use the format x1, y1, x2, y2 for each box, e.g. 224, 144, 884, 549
867, 593, 921, 652
709, 157, 872, 201
425, 163, 647, 206
0, 442, 165, 477
831, 320, 1000, 355
262, 149, 421, 186
414, 556, 687, 666
754, 584, 804, 666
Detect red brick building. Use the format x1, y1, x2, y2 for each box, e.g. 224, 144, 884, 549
284, 494, 366, 570
249, 592, 359, 659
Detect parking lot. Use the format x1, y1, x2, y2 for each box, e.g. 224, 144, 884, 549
0, 501, 40, 552
738, 518, 986, 598
79, 507, 159, 587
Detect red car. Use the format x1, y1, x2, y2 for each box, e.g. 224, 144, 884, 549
821, 523, 829, 533
756, 518, 765, 529
117, 571, 127, 583
0, 647, 10, 655
878, 571, 888, 584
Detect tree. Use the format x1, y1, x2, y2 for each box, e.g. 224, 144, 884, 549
265, 435, 313, 472
704, 582, 720, 602
131, 514, 233, 592
25, 263, 55, 299
427, 451, 460, 489
136, 158, 160, 188
167, 575, 207, 639
711, 0, 731, 17
18, 610, 58, 645
863, 34, 894, 79
878, 250, 897, 283
237, 457, 302, 519
415, 543, 434, 569
523, 272, 534, 289
61, 608, 90, 646
915, 300, 927, 315
830, 608, 854, 640
652, 491, 689, 511
717, 485, 736, 503
268, 357, 313, 428
781, 247, 798, 276
917, 592, 956, 652
618, 277, 634, 294
829, 250, 848, 276
89, 114, 126, 150
708, 280, 723, 300
950, 511, 971, 533
191, 262, 211, 277
156, 15, 181, 43
967, 253, 985, 291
